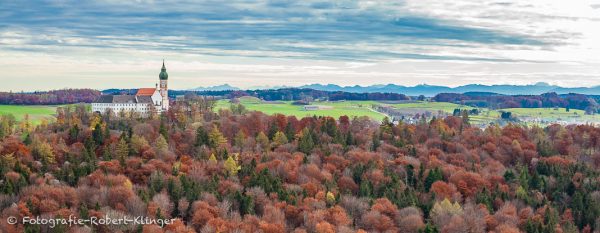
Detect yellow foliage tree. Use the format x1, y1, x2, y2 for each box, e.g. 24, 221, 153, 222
516, 185, 528, 201
208, 126, 227, 148
224, 154, 241, 176
326, 191, 336, 205
89, 114, 102, 130
272, 131, 288, 147
430, 198, 462, 218
124, 179, 133, 190
33, 140, 56, 165
154, 134, 168, 152
208, 153, 217, 163
172, 161, 181, 175
130, 134, 149, 154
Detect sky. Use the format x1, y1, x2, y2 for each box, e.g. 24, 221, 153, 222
1, 0, 600, 91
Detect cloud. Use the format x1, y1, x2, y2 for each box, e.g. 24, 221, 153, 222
0, 0, 544, 62
0, 0, 599, 91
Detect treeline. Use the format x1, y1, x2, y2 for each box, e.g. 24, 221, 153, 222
104, 88, 410, 102
225, 88, 410, 101
434, 92, 599, 112
2, 102, 600, 232
0, 89, 100, 105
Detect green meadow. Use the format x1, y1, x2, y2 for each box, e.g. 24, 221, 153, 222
215, 97, 386, 120
386, 101, 466, 112
503, 107, 584, 118
0, 105, 58, 124
501, 107, 600, 124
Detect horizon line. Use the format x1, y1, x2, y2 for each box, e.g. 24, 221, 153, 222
3, 81, 600, 93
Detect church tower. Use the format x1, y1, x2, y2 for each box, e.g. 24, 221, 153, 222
159, 60, 169, 111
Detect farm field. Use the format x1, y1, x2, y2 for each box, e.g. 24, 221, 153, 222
504, 107, 584, 118
502, 107, 600, 124
386, 101, 468, 113
468, 111, 500, 126
215, 98, 501, 123
0, 105, 58, 124
215, 98, 519, 124
216, 98, 600, 126
215, 97, 386, 120
381, 101, 499, 125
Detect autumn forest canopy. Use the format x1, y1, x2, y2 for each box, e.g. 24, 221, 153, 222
2, 95, 600, 233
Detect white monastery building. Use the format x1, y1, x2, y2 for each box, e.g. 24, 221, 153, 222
92, 61, 170, 115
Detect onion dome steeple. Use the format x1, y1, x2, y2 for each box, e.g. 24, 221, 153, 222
159, 60, 168, 80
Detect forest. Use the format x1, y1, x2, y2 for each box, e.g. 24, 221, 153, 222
1, 97, 600, 233
0, 89, 101, 105
433, 92, 599, 112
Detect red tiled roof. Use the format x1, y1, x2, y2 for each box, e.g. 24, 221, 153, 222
136, 88, 156, 96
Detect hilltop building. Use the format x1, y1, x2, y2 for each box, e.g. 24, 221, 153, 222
92, 61, 170, 115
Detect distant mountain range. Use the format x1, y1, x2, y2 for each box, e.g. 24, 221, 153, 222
188, 84, 240, 91
189, 82, 600, 96
298, 82, 600, 96
188, 84, 293, 91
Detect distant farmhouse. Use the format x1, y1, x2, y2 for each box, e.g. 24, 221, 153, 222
92, 61, 170, 115
303, 105, 333, 111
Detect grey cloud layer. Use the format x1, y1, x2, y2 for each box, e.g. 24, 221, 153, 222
2, 0, 599, 92
0, 0, 544, 62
